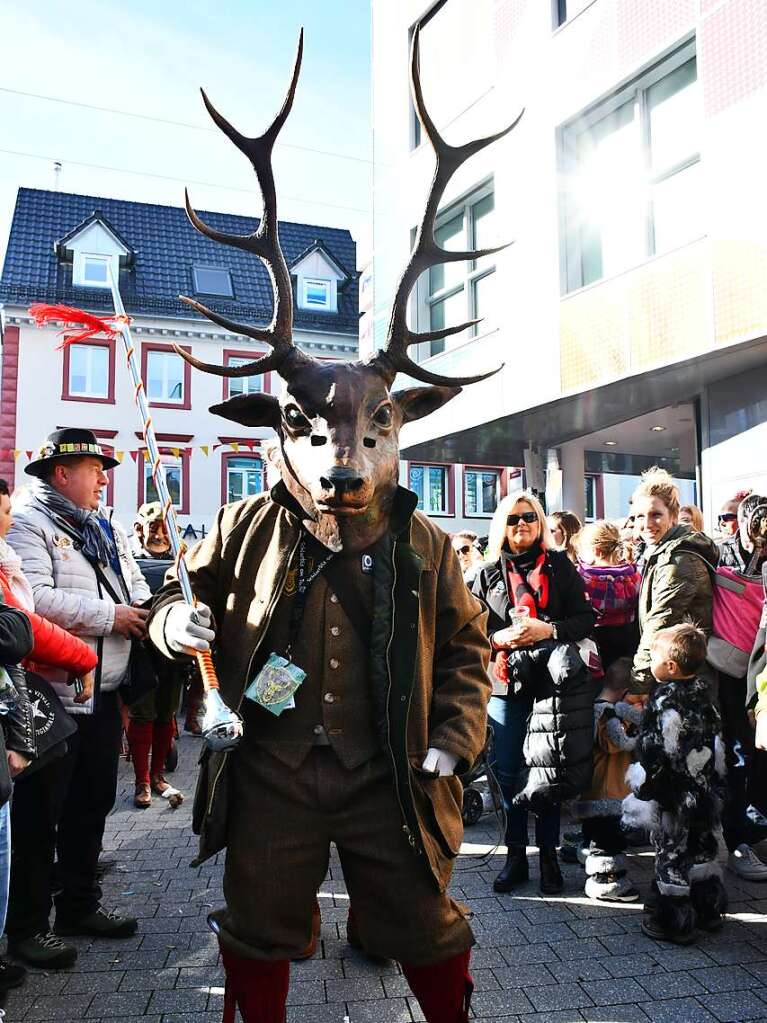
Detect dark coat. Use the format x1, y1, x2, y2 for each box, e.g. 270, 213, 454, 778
149, 485, 491, 891
472, 549, 596, 808
511, 641, 594, 811
0, 603, 35, 805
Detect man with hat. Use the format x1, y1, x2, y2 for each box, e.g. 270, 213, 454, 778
5, 428, 151, 969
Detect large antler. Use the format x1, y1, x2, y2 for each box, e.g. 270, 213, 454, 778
176, 30, 312, 381
371, 25, 523, 388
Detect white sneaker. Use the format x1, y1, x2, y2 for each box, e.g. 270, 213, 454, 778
728, 843, 767, 881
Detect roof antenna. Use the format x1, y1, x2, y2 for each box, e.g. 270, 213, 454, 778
52, 161, 62, 191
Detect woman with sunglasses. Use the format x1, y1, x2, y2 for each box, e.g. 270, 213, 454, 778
451, 531, 484, 585
472, 491, 595, 894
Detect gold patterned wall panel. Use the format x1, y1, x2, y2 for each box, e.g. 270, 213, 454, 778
712, 240, 767, 345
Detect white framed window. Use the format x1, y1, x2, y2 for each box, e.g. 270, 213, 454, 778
226, 457, 264, 503
68, 344, 109, 398
145, 456, 183, 509
147, 350, 184, 404
193, 266, 233, 297
73, 253, 112, 289
227, 357, 264, 396
417, 187, 496, 360
560, 44, 700, 293
299, 278, 331, 311
585, 474, 598, 522
409, 464, 450, 515
464, 468, 500, 516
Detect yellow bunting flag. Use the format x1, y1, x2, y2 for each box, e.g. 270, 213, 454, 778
230, 442, 240, 452
201, 445, 209, 456
12, 451, 20, 461
171, 447, 180, 458
115, 451, 124, 463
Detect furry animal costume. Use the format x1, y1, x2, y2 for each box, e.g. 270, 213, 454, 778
622, 677, 727, 936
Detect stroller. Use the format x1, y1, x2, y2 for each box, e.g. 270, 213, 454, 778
461, 727, 503, 826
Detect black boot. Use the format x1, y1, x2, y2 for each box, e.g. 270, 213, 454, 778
539, 847, 564, 895
690, 874, 728, 933
641, 891, 696, 945
494, 845, 529, 892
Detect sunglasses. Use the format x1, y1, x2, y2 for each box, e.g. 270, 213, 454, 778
507, 512, 538, 526
455, 545, 472, 556
718, 513, 737, 523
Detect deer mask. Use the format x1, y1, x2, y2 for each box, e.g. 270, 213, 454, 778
176, 27, 521, 553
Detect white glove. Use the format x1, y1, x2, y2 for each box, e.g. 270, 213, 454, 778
421, 747, 459, 777
165, 602, 215, 654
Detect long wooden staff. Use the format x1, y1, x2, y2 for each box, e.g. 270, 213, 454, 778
29, 273, 243, 752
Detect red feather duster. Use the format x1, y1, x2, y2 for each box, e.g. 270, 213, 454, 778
28, 304, 127, 348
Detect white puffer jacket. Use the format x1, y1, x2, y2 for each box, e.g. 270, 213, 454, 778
7, 504, 150, 715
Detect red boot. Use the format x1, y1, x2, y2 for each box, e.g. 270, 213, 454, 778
127, 719, 152, 808
401, 949, 474, 1023
220, 946, 289, 1023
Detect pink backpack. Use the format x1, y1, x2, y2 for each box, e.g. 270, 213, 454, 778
708, 566, 764, 677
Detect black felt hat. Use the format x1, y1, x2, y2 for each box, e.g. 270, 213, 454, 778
25, 428, 120, 478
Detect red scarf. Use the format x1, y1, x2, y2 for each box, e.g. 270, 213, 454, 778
503, 548, 549, 619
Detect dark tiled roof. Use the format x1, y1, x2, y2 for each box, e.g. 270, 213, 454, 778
0, 188, 358, 337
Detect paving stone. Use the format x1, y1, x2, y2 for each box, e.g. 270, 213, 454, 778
286, 1006, 348, 1023
25, 993, 94, 1020
62, 970, 125, 994
582, 977, 649, 1004
583, 1008, 651, 1023
84, 990, 151, 1017
545, 960, 611, 984
516, 1013, 587, 1023
639, 972, 707, 999
703, 991, 767, 1022
345, 998, 413, 1021
493, 964, 558, 988
325, 976, 386, 1002
601, 953, 663, 979
285, 981, 326, 1005
526, 982, 594, 1012
148, 987, 210, 1013
549, 938, 606, 961
694, 966, 764, 993
641, 997, 719, 1023
470, 988, 535, 1016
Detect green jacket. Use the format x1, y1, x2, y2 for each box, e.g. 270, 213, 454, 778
149, 483, 490, 890
631, 525, 719, 693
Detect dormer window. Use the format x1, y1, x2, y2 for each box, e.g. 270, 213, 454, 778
73, 253, 114, 289
193, 266, 233, 297
300, 278, 331, 310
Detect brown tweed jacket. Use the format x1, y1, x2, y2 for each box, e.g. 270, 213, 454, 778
149, 484, 491, 891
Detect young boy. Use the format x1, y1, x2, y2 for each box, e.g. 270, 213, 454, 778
622, 623, 727, 944
572, 657, 643, 902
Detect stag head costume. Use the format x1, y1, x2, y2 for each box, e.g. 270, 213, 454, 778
149, 27, 521, 1023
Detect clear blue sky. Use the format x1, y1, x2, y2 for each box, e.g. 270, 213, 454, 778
0, 0, 372, 267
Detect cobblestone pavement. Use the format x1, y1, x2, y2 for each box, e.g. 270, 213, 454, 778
7, 731, 767, 1022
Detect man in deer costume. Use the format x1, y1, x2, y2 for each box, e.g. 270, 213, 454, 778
149, 29, 520, 1023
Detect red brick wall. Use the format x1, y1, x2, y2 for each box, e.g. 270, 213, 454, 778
0, 327, 19, 488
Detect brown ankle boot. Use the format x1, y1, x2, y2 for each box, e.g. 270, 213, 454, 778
134, 782, 151, 809
293, 901, 321, 961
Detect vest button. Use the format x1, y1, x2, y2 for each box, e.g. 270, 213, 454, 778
329, 657, 340, 669
324, 692, 335, 704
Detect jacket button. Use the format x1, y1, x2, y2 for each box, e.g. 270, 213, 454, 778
324, 692, 335, 704
313, 724, 324, 735
329, 657, 340, 669
329, 593, 339, 604
400, 695, 406, 703
330, 626, 340, 637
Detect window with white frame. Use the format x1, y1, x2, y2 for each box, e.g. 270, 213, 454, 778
145, 456, 183, 508
227, 357, 264, 396
409, 464, 449, 515
464, 468, 500, 516
68, 343, 109, 398
561, 44, 700, 293
299, 278, 331, 311
584, 474, 597, 522
419, 187, 496, 360
147, 350, 184, 404
193, 266, 233, 297
74, 253, 111, 289
553, 0, 594, 28
226, 456, 264, 503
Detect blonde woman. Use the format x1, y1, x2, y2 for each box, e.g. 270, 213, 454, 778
577, 521, 641, 671
630, 468, 718, 694
472, 491, 595, 895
